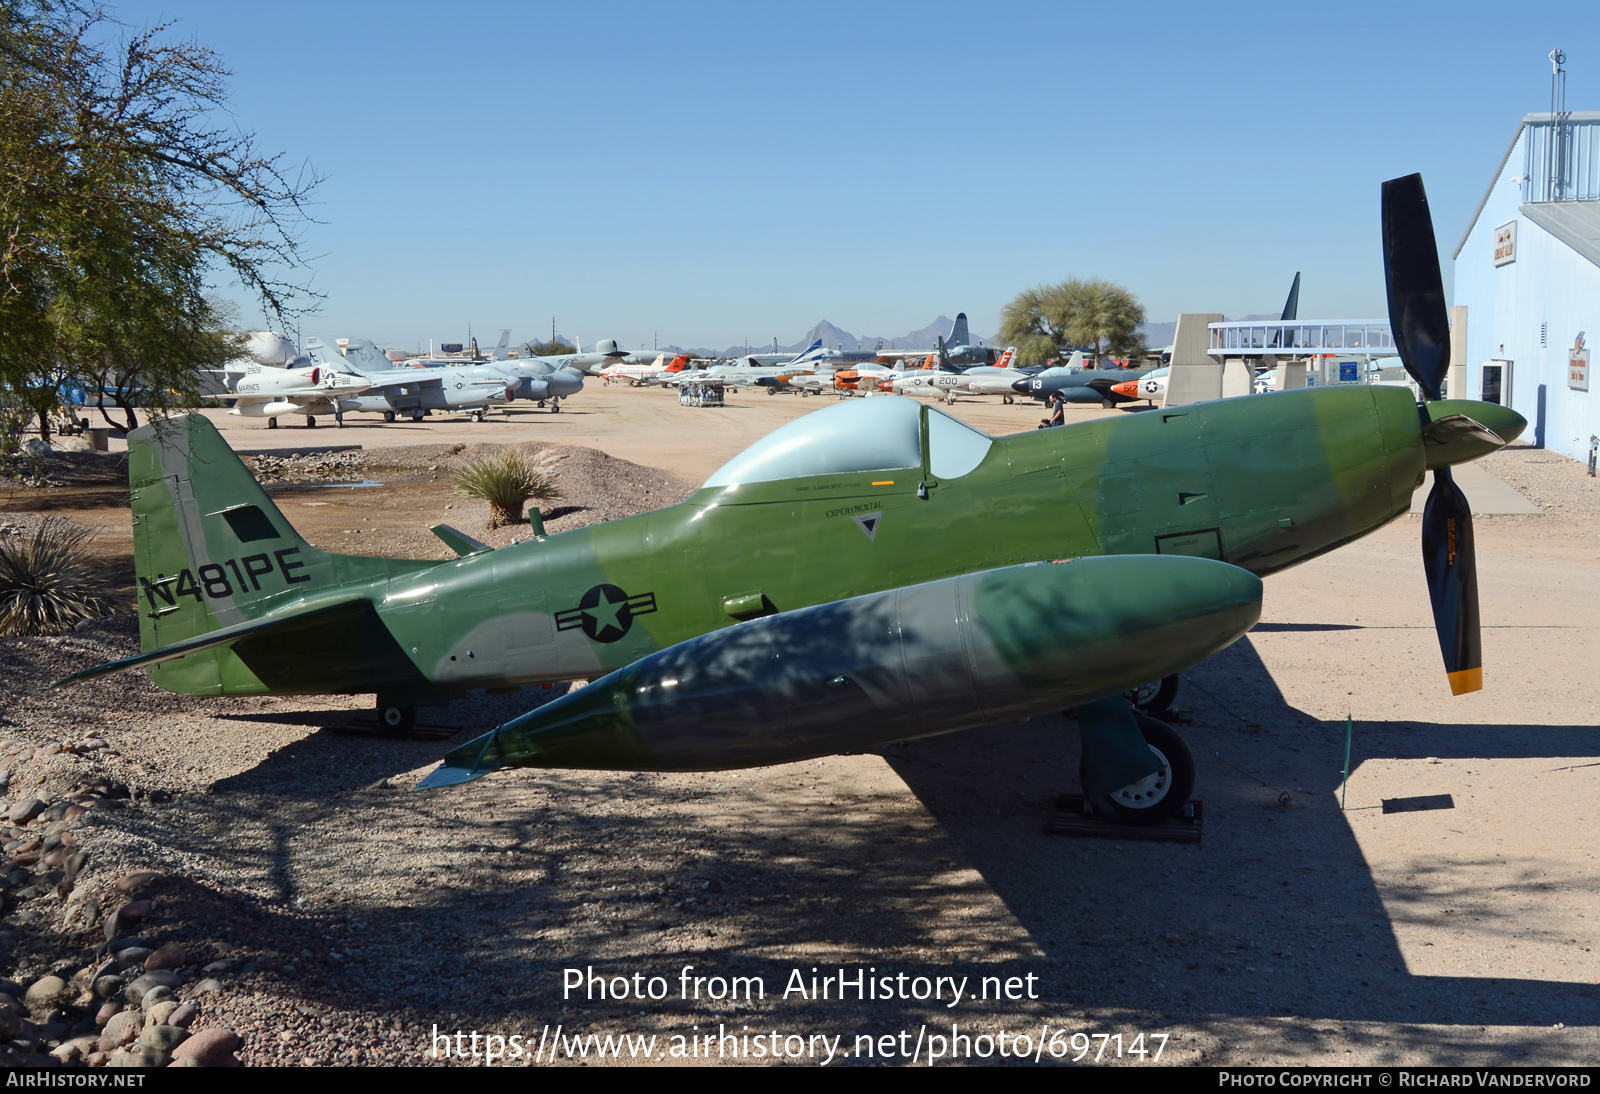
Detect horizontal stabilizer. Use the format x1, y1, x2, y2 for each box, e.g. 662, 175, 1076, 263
54, 596, 368, 687
430, 524, 492, 557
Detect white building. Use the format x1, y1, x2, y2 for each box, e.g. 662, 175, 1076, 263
1453, 111, 1600, 460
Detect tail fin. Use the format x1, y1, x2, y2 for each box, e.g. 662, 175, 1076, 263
948, 313, 970, 347
1279, 272, 1301, 322
337, 338, 393, 376
494, 329, 511, 360
995, 346, 1016, 370
127, 414, 425, 695
667, 354, 690, 372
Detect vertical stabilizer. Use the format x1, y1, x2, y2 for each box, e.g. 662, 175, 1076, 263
948, 313, 970, 347
494, 329, 511, 361
127, 414, 429, 696
1280, 272, 1301, 322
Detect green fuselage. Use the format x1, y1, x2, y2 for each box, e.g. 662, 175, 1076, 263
135, 386, 1500, 704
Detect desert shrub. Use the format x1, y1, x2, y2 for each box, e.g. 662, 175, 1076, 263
0, 518, 122, 637
452, 448, 562, 530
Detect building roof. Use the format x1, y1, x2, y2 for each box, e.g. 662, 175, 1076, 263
1519, 201, 1600, 269
1453, 111, 1600, 259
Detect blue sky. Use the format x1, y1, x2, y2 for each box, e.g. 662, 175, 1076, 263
112, 0, 1599, 350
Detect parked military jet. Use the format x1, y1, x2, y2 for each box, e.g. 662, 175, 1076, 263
59, 174, 1518, 826
306, 338, 522, 423
876, 313, 1000, 367
209, 362, 372, 426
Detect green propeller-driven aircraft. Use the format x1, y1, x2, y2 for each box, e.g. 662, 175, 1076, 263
59, 174, 1524, 825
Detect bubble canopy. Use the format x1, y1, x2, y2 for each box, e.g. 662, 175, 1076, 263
702, 397, 994, 488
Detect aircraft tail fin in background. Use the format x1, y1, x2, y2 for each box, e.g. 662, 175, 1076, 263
949, 313, 970, 347
493, 329, 511, 361
665, 354, 690, 372
1280, 272, 1301, 322
995, 346, 1016, 370
787, 339, 825, 366
337, 338, 392, 376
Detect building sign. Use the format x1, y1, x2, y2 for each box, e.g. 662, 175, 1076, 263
1493, 221, 1517, 266
1571, 334, 1590, 392
1338, 361, 1359, 382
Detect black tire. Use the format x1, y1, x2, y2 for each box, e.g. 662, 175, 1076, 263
1101, 398, 1115, 409
267, 417, 278, 429
1126, 674, 1180, 715
411, 412, 424, 422
379, 705, 416, 732
550, 403, 560, 413
305, 415, 316, 428
1083, 714, 1194, 827
383, 410, 395, 423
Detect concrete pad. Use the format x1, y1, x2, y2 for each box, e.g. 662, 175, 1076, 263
1410, 462, 1540, 514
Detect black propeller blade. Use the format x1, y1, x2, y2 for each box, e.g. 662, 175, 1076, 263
1420, 467, 1482, 694
1381, 173, 1451, 401
1381, 172, 1482, 694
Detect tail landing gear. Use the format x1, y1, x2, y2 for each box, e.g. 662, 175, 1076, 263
379, 705, 417, 733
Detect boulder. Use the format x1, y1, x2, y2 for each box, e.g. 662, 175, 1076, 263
144, 942, 186, 971
99, 1010, 141, 1050
170, 1028, 240, 1067
123, 971, 181, 1007
22, 975, 70, 1011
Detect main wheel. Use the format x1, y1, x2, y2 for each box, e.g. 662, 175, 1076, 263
411, 412, 425, 422
470, 410, 483, 422
383, 410, 395, 423
305, 415, 317, 428
267, 417, 279, 429
1125, 674, 1180, 715
550, 402, 560, 413
379, 705, 416, 732
1083, 714, 1194, 826
1101, 398, 1115, 409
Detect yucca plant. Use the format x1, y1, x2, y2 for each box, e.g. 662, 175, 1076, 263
452, 448, 562, 530
0, 519, 122, 637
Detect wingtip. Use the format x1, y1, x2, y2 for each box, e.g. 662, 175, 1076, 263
412, 763, 488, 791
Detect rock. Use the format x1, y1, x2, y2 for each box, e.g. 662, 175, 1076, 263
166, 1003, 197, 1029
61, 806, 85, 822
170, 1028, 240, 1067
50, 1034, 98, 1062
144, 942, 185, 971
107, 936, 147, 954
122, 899, 153, 918
140, 1024, 188, 1054
7, 799, 45, 825
0, 1009, 19, 1040
100, 1010, 141, 1050
200, 959, 235, 975
0, 992, 24, 1017
112, 948, 153, 972
85, 1051, 108, 1067
96, 1001, 121, 1027
41, 846, 67, 869
123, 972, 180, 1007
108, 1047, 166, 1067
138, 985, 174, 1009
187, 979, 223, 996
115, 871, 162, 894
93, 976, 123, 1000
23, 975, 69, 1011
169, 1056, 201, 1067
12, 909, 42, 926
143, 1001, 178, 1028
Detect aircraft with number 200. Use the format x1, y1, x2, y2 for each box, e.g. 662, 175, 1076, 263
58, 174, 1522, 826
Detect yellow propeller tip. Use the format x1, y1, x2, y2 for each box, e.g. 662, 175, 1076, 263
1448, 668, 1483, 696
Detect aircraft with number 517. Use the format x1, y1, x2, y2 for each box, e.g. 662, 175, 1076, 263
57, 174, 1521, 827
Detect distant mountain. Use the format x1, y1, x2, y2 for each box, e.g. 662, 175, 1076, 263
714, 316, 994, 359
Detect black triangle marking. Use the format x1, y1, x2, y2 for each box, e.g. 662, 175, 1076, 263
853, 512, 881, 541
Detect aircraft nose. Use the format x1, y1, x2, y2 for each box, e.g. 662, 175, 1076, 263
1010, 379, 1030, 394
1111, 380, 1137, 399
